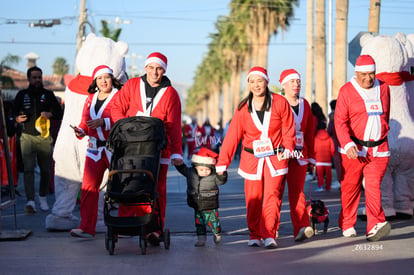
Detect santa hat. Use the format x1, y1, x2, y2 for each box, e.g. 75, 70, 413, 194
279, 69, 300, 86
247, 66, 269, 82
92, 65, 113, 80
355, 55, 376, 72
145, 52, 168, 71
192, 147, 218, 167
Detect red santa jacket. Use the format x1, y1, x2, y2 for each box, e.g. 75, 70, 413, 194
335, 78, 390, 157
314, 129, 335, 165
111, 77, 182, 164
290, 97, 315, 166
78, 88, 118, 162
216, 93, 296, 180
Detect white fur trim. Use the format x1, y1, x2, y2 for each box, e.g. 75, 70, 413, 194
316, 162, 332, 166
170, 153, 183, 160
247, 71, 269, 82
145, 57, 167, 71
94, 68, 113, 79
215, 165, 227, 173
281, 73, 300, 86
192, 154, 216, 165
355, 64, 375, 72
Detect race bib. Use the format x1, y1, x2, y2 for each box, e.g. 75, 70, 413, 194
88, 136, 98, 153
365, 100, 383, 116
296, 131, 304, 149
252, 138, 274, 158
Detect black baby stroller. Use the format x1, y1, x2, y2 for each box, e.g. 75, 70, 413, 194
104, 116, 170, 255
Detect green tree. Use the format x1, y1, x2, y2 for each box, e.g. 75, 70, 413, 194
52, 57, 69, 85
100, 20, 122, 41
0, 54, 20, 89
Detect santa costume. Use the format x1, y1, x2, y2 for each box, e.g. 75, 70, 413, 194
111, 52, 183, 240
216, 67, 296, 248
278, 69, 315, 240
335, 55, 391, 241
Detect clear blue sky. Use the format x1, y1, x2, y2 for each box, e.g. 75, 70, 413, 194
1, 0, 414, 90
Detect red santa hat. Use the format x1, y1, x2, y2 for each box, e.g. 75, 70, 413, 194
92, 65, 113, 80
145, 52, 168, 71
279, 69, 300, 86
355, 55, 376, 72
246, 66, 269, 82
192, 147, 218, 166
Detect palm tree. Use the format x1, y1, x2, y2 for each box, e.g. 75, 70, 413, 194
368, 0, 381, 34
333, 0, 349, 100
52, 57, 69, 85
100, 20, 122, 41
0, 54, 20, 89
305, 0, 314, 102
314, 0, 327, 115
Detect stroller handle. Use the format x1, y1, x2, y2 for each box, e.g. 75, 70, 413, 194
108, 169, 155, 182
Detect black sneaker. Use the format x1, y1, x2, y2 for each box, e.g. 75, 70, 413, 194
147, 232, 160, 246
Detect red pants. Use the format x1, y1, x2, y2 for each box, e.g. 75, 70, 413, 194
1, 136, 18, 186
79, 153, 110, 235
279, 160, 310, 238
316, 165, 332, 191
338, 155, 388, 233
118, 164, 168, 232
244, 163, 284, 240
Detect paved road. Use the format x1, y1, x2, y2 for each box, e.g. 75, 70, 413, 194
1, 160, 413, 274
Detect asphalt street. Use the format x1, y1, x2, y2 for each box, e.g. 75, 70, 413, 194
0, 159, 413, 275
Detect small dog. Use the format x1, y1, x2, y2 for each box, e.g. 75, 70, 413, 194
307, 200, 329, 235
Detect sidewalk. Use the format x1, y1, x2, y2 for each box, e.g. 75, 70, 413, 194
0, 160, 413, 275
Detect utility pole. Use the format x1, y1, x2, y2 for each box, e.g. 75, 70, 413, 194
368, 0, 381, 34
76, 0, 87, 74
305, 0, 314, 102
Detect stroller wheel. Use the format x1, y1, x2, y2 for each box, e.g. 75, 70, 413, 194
163, 228, 170, 250
140, 236, 147, 255
108, 238, 115, 255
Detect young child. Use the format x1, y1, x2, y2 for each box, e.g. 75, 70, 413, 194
175, 147, 227, 247
314, 121, 335, 192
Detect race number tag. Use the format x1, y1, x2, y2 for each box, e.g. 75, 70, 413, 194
253, 138, 274, 158
296, 131, 304, 150
88, 136, 98, 152
365, 100, 383, 115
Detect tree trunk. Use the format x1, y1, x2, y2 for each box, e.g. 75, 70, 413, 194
368, 0, 381, 34
305, 0, 314, 102
222, 82, 233, 127
333, 0, 349, 100
315, 0, 327, 115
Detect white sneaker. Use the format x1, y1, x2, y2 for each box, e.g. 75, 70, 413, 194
314, 187, 325, 192
38, 196, 50, 211
264, 238, 277, 249
366, 222, 391, 242
343, 227, 357, 237
24, 200, 37, 214
295, 226, 314, 242
247, 239, 261, 247
213, 233, 222, 244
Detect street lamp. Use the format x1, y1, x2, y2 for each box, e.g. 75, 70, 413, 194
29, 19, 61, 28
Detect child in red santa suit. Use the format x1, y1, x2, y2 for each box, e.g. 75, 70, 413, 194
314, 120, 335, 192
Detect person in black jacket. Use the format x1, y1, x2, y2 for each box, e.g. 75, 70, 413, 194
14, 66, 63, 213
175, 147, 227, 247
